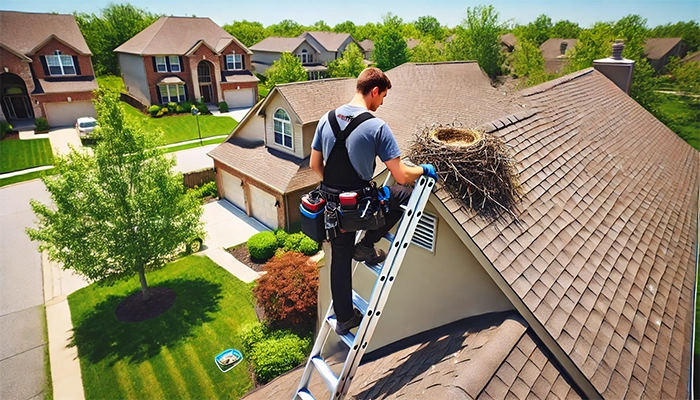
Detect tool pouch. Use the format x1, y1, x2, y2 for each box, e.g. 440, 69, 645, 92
338, 196, 386, 232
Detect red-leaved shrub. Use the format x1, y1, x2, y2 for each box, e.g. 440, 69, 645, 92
253, 252, 318, 331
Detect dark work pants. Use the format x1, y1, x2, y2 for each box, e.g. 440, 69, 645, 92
330, 185, 413, 322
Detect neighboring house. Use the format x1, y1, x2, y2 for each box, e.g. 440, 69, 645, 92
114, 16, 257, 109
227, 60, 697, 399
681, 50, 700, 64
359, 39, 374, 60
406, 38, 421, 49
540, 38, 578, 74
250, 31, 360, 80
500, 32, 518, 52
644, 38, 687, 72
0, 11, 98, 128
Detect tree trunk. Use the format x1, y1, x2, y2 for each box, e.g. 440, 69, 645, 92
137, 265, 149, 300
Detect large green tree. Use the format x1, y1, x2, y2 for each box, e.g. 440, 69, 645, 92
74, 3, 159, 76
223, 20, 267, 47
328, 43, 366, 78
310, 20, 331, 31
650, 20, 700, 52
354, 22, 381, 42
514, 14, 552, 46
333, 20, 357, 36
414, 15, 444, 40
409, 39, 445, 63
266, 19, 304, 37
445, 5, 505, 78
265, 52, 308, 88
27, 92, 204, 298
373, 13, 409, 71
551, 19, 582, 39
510, 39, 553, 86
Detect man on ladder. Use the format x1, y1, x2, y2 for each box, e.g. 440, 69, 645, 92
309, 67, 437, 336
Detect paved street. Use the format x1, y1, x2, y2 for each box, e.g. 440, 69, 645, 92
0, 179, 51, 400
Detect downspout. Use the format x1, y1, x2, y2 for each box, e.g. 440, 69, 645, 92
690, 185, 699, 400
284, 192, 290, 231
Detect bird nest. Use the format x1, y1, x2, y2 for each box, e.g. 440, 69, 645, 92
408, 124, 522, 222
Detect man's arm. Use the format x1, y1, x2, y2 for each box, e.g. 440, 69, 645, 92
310, 149, 324, 179
384, 157, 424, 185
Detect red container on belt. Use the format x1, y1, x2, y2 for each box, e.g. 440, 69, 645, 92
301, 194, 325, 213
339, 192, 358, 207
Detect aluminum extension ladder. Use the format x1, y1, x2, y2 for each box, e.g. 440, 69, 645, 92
294, 175, 435, 400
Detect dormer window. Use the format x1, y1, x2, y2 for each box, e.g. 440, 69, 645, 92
273, 108, 293, 149
46, 51, 76, 76
155, 56, 167, 72
226, 53, 242, 70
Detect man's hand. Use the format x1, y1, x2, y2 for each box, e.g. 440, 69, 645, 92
420, 164, 437, 180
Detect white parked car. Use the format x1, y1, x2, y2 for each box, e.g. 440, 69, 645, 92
75, 117, 98, 138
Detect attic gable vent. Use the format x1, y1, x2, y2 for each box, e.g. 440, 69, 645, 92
411, 211, 438, 252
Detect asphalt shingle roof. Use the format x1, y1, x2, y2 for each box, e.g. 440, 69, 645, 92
539, 38, 578, 59
301, 31, 353, 52
644, 38, 683, 60
249, 37, 312, 53
0, 11, 91, 55
114, 16, 250, 56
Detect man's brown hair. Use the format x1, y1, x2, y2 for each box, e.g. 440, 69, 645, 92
356, 67, 392, 96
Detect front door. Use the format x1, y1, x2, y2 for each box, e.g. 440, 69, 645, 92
197, 61, 213, 103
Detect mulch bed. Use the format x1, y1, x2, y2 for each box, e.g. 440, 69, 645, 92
1, 133, 20, 141
115, 287, 177, 322
226, 243, 267, 273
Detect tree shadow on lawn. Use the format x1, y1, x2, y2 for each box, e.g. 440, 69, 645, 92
70, 278, 222, 366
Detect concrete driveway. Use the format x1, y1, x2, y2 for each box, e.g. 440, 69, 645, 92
47, 127, 82, 156
0, 179, 52, 400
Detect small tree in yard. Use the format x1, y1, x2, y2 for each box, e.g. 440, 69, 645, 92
265, 52, 308, 89
27, 91, 204, 300
328, 43, 366, 78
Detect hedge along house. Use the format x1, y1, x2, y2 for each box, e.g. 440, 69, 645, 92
114, 16, 258, 109
240, 60, 699, 399
0, 11, 98, 128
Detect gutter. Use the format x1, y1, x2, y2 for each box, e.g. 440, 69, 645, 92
690, 185, 700, 400
429, 195, 601, 399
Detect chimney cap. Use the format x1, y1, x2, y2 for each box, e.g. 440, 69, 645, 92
611, 39, 625, 60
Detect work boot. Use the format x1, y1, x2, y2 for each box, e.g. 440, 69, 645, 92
335, 309, 363, 335
353, 242, 386, 264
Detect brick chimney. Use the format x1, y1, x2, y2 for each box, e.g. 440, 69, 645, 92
593, 40, 635, 94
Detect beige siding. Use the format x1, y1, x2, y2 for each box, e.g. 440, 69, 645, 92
302, 124, 316, 158
236, 113, 265, 141
118, 53, 150, 105
264, 93, 304, 158
319, 193, 514, 353
251, 51, 280, 74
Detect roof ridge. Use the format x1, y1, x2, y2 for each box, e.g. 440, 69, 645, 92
275, 77, 354, 88
478, 109, 538, 133
518, 68, 594, 97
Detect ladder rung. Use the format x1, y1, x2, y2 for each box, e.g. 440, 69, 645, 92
311, 356, 339, 391
295, 388, 315, 400
399, 204, 408, 211
382, 232, 395, 243
326, 316, 357, 348
352, 290, 368, 315
362, 261, 382, 276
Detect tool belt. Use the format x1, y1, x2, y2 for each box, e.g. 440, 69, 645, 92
300, 182, 389, 242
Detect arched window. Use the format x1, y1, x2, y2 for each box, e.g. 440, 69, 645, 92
273, 108, 292, 149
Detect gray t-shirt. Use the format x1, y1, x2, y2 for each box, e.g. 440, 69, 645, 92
311, 104, 401, 181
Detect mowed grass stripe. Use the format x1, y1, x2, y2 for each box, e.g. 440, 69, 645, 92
157, 348, 190, 399
113, 361, 139, 399
0, 138, 54, 173
182, 344, 218, 399
137, 361, 166, 400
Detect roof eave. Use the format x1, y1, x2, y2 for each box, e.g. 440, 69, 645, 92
428, 193, 601, 399
185, 39, 219, 56
0, 43, 32, 61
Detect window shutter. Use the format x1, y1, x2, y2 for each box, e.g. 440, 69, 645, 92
166, 57, 171, 72
241, 55, 246, 70
152, 57, 157, 72
72, 56, 81, 75
411, 212, 438, 252
156, 86, 162, 104
183, 84, 187, 101
179, 56, 184, 72
40, 56, 50, 75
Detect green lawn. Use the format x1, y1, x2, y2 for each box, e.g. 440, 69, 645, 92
162, 137, 227, 153
258, 83, 270, 100
96, 75, 126, 93
122, 104, 238, 145
68, 255, 257, 400
0, 138, 54, 173
657, 93, 700, 151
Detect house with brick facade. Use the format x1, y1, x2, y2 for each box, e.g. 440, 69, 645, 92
0, 11, 98, 128
114, 16, 257, 110
211, 58, 697, 399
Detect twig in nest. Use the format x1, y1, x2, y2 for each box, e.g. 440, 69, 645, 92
408, 124, 522, 223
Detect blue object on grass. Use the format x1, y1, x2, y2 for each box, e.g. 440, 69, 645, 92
215, 348, 243, 373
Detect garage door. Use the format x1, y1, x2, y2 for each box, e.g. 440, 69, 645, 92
249, 185, 278, 229
224, 89, 255, 109
221, 171, 246, 211
44, 101, 96, 127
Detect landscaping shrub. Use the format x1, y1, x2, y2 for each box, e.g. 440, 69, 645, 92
176, 101, 193, 114
156, 107, 168, 118
283, 232, 319, 256
148, 104, 161, 117
253, 252, 318, 331
218, 101, 229, 113
273, 229, 289, 247
240, 322, 266, 353
167, 102, 177, 113
248, 332, 310, 384
0, 121, 12, 139
187, 181, 217, 200
35, 117, 49, 132
247, 231, 278, 260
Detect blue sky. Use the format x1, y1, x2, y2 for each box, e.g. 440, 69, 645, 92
1, 0, 698, 28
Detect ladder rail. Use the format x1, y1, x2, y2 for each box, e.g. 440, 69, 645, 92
294, 176, 435, 400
